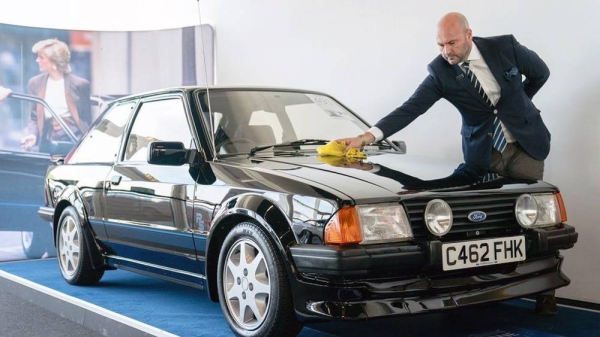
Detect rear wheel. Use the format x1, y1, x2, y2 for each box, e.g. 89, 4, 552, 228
21, 230, 46, 259
21, 223, 55, 259
217, 222, 302, 337
56, 206, 104, 285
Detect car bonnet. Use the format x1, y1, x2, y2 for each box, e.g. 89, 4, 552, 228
216, 152, 466, 201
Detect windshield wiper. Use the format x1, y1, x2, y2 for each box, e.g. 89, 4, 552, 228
249, 139, 330, 155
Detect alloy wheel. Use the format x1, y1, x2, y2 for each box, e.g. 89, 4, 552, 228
223, 238, 271, 330
58, 216, 81, 279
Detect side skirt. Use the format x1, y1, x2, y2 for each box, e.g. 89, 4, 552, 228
105, 255, 207, 291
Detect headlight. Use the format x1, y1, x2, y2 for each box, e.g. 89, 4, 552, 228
356, 204, 412, 244
424, 199, 453, 236
324, 204, 412, 244
515, 194, 538, 227
515, 193, 565, 228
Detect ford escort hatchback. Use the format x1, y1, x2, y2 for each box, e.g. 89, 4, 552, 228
38, 87, 578, 337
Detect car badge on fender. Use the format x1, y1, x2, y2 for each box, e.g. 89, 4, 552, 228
468, 211, 487, 222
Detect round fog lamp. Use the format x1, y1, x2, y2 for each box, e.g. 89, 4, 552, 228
515, 194, 538, 228
424, 199, 453, 236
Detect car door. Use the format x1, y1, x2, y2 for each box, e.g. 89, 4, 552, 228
0, 94, 79, 259
103, 95, 200, 277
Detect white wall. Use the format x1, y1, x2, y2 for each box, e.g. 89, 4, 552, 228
199, 0, 600, 304
1, 0, 598, 304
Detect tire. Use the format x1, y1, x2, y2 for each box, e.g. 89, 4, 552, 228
56, 206, 104, 285
21, 223, 56, 259
21, 230, 47, 259
217, 222, 302, 337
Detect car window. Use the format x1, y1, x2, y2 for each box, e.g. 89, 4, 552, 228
0, 96, 29, 153
248, 110, 283, 143
123, 98, 194, 162
285, 95, 362, 141
198, 91, 369, 155
68, 102, 136, 164
0, 95, 85, 155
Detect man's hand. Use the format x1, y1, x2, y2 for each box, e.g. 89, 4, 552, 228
21, 134, 37, 150
337, 132, 375, 152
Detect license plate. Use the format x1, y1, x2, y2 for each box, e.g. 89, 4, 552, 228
442, 236, 526, 271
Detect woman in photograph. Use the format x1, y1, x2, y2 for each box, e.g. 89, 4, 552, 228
22, 38, 90, 152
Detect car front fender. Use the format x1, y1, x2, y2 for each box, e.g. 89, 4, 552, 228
205, 192, 298, 301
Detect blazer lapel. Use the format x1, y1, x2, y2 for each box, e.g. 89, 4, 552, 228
451, 63, 490, 107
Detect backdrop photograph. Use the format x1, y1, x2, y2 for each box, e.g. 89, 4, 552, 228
0, 22, 214, 262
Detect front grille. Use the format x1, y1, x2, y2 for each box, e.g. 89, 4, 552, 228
403, 193, 522, 240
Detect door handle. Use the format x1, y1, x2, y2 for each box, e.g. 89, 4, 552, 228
110, 175, 122, 186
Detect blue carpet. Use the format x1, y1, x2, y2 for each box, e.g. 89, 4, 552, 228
1, 259, 598, 337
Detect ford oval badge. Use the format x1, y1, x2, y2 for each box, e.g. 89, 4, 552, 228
468, 211, 487, 223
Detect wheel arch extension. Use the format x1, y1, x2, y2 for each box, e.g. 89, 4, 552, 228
52, 186, 88, 243
52, 186, 105, 270
205, 193, 298, 302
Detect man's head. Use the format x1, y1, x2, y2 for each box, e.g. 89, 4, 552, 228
436, 12, 472, 65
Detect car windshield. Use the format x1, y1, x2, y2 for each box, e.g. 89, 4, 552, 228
196, 90, 371, 155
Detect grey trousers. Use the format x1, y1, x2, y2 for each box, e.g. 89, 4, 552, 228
489, 143, 544, 180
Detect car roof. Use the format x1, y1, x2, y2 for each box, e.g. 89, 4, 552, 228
113, 86, 331, 103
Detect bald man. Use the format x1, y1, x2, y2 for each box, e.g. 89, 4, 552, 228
339, 12, 555, 315
340, 12, 550, 182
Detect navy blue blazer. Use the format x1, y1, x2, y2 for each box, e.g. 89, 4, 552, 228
374, 35, 551, 176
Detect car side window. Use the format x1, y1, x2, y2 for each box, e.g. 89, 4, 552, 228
68, 102, 136, 164
123, 98, 194, 162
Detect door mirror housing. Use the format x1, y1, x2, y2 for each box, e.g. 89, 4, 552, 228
391, 140, 407, 153
148, 141, 188, 166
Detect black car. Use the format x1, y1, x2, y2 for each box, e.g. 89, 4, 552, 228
38, 87, 578, 337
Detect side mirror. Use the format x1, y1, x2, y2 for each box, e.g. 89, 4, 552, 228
148, 141, 188, 166
391, 140, 407, 153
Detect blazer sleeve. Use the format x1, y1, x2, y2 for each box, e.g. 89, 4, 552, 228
512, 35, 550, 99
26, 78, 39, 138
374, 66, 443, 138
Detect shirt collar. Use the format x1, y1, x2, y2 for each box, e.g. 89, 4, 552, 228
460, 42, 482, 66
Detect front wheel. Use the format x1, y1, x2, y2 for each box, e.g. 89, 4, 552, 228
217, 222, 302, 337
56, 206, 104, 285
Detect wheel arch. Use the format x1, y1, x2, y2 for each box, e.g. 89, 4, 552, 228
52, 185, 88, 244
52, 186, 105, 270
205, 193, 298, 302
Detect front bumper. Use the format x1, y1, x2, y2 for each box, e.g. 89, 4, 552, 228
289, 224, 577, 321
38, 206, 54, 223
293, 255, 568, 321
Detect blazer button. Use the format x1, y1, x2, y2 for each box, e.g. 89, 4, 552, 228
488, 133, 493, 137
493, 109, 498, 114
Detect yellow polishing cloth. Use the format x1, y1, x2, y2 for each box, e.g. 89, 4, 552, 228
317, 140, 367, 166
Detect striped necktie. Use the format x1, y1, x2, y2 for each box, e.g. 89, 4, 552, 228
461, 61, 507, 153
